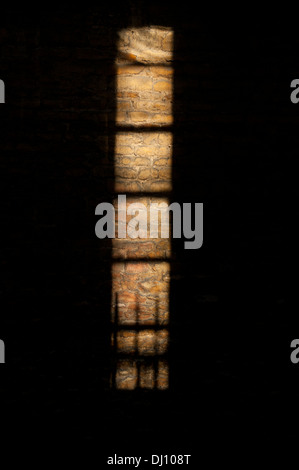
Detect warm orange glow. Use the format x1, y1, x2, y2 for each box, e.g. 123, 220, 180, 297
111, 27, 173, 390
111, 261, 170, 326
112, 329, 169, 356
114, 133, 172, 193
114, 359, 169, 390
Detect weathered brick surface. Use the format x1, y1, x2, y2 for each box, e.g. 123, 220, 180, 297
0, 3, 298, 450
117, 27, 173, 65
112, 261, 170, 325
114, 131, 172, 191
114, 357, 168, 390
116, 67, 172, 126
111, 27, 173, 387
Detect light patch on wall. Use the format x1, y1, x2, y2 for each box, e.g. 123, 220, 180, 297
117, 27, 173, 64
112, 196, 172, 259
111, 261, 170, 326
112, 26, 173, 390
112, 329, 169, 356
114, 133, 172, 193
116, 66, 173, 127
113, 358, 169, 390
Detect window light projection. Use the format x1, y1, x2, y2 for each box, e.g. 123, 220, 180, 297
111, 26, 173, 390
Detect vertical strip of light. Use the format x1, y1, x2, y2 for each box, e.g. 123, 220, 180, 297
111, 27, 173, 390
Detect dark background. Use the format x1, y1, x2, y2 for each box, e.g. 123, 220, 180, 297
1, 4, 299, 464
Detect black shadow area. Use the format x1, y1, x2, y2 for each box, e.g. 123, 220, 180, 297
171, 15, 299, 449
0, 5, 122, 450
1, 4, 299, 464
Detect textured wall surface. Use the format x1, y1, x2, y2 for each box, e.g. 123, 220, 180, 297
0, 4, 299, 459
111, 26, 173, 390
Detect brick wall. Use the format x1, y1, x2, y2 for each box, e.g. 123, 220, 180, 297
111, 26, 173, 390
0, 4, 299, 452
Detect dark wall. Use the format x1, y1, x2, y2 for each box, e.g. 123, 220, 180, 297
0, 5, 299, 462
171, 16, 299, 445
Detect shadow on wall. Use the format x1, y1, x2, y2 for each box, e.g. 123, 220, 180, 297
111, 293, 169, 390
